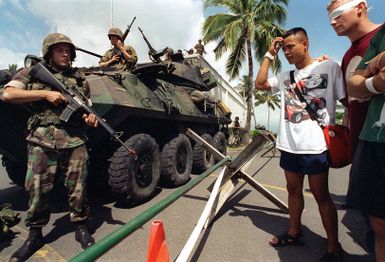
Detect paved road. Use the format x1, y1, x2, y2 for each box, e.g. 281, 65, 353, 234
0, 148, 374, 262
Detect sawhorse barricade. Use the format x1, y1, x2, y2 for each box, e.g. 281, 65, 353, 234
176, 129, 288, 261
70, 130, 287, 262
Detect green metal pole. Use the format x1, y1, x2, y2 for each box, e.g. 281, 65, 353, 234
70, 156, 231, 262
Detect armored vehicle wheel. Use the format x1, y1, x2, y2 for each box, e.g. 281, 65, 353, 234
213, 131, 227, 162
108, 134, 160, 203
2, 157, 26, 187
160, 134, 192, 187
192, 134, 215, 174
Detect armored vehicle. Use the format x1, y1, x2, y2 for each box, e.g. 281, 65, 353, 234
0, 51, 231, 204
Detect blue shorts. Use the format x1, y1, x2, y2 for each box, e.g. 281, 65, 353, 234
280, 150, 329, 175
347, 140, 385, 219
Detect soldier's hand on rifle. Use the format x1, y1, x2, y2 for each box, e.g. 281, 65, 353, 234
45, 91, 67, 106
111, 54, 120, 63
82, 113, 99, 128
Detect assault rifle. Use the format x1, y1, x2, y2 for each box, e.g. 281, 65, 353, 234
122, 17, 136, 42
112, 17, 136, 58
138, 27, 166, 63
29, 62, 137, 159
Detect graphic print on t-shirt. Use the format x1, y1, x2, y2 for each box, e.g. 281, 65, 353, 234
283, 73, 329, 125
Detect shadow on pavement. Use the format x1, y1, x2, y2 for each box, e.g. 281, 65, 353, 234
0, 185, 28, 212
0, 230, 20, 253
1, 180, 126, 246
190, 187, 373, 262
44, 203, 126, 244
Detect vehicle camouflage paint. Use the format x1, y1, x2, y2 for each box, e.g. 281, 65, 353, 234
0, 53, 231, 204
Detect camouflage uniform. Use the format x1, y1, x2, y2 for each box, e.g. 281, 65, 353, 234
99, 27, 138, 71
6, 60, 90, 228
194, 40, 206, 56
99, 46, 137, 71
6, 33, 95, 261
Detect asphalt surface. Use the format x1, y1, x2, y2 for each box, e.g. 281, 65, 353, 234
0, 147, 374, 262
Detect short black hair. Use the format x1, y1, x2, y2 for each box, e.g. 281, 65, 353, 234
283, 27, 308, 39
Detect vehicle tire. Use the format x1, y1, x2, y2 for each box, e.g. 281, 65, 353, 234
213, 131, 227, 162
108, 134, 160, 203
2, 157, 26, 187
160, 134, 192, 187
192, 134, 215, 174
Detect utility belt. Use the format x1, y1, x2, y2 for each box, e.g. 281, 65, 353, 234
27, 113, 82, 130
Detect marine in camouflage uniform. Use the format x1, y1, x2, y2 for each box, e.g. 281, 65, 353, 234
3, 33, 97, 262
99, 27, 138, 71
194, 39, 206, 56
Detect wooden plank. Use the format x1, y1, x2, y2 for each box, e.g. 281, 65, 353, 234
260, 143, 276, 158
204, 174, 239, 229
185, 128, 224, 161
176, 167, 227, 262
238, 171, 288, 213
227, 135, 269, 173
185, 128, 288, 228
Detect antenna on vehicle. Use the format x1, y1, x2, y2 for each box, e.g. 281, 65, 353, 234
110, 0, 114, 27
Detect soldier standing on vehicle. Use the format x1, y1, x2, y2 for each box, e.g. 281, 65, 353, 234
2, 33, 98, 261
194, 39, 206, 56
99, 27, 138, 71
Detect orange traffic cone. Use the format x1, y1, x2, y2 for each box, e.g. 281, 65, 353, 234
146, 220, 170, 262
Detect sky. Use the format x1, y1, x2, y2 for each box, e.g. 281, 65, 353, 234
1, 0, 385, 131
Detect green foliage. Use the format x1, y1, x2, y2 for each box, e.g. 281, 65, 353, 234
237, 74, 251, 99
202, 0, 288, 79
8, 64, 18, 75
335, 111, 344, 125
202, 0, 288, 136
250, 129, 260, 138
254, 90, 280, 130
254, 90, 280, 109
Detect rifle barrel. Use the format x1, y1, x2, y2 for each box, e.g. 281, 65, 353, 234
75, 47, 102, 58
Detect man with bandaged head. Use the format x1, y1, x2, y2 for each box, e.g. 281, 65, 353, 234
327, 0, 382, 255
327, 0, 381, 165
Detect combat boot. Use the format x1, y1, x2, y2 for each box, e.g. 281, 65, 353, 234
75, 222, 95, 249
9, 227, 44, 262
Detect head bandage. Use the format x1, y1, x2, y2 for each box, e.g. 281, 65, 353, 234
328, 0, 367, 22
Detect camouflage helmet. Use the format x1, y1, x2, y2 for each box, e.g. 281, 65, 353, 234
42, 33, 76, 61
108, 27, 123, 39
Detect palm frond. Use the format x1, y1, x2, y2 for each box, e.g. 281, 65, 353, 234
203, 0, 242, 13
226, 30, 247, 79
213, 38, 228, 60
203, 14, 236, 42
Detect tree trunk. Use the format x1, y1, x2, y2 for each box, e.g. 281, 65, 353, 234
243, 36, 253, 144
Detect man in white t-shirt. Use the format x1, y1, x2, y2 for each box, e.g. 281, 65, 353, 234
255, 27, 346, 261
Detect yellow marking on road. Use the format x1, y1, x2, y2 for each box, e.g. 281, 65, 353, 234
36, 250, 49, 257
209, 171, 344, 205
260, 183, 313, 198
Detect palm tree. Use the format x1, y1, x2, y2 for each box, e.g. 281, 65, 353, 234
254, 90, 280, 131
238, 74, 250, 99
8, 64, 18, 75
238, 74, 259, 127
202, 0, 288, 141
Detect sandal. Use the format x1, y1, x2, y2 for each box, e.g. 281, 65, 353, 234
269, 232, 305, 247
